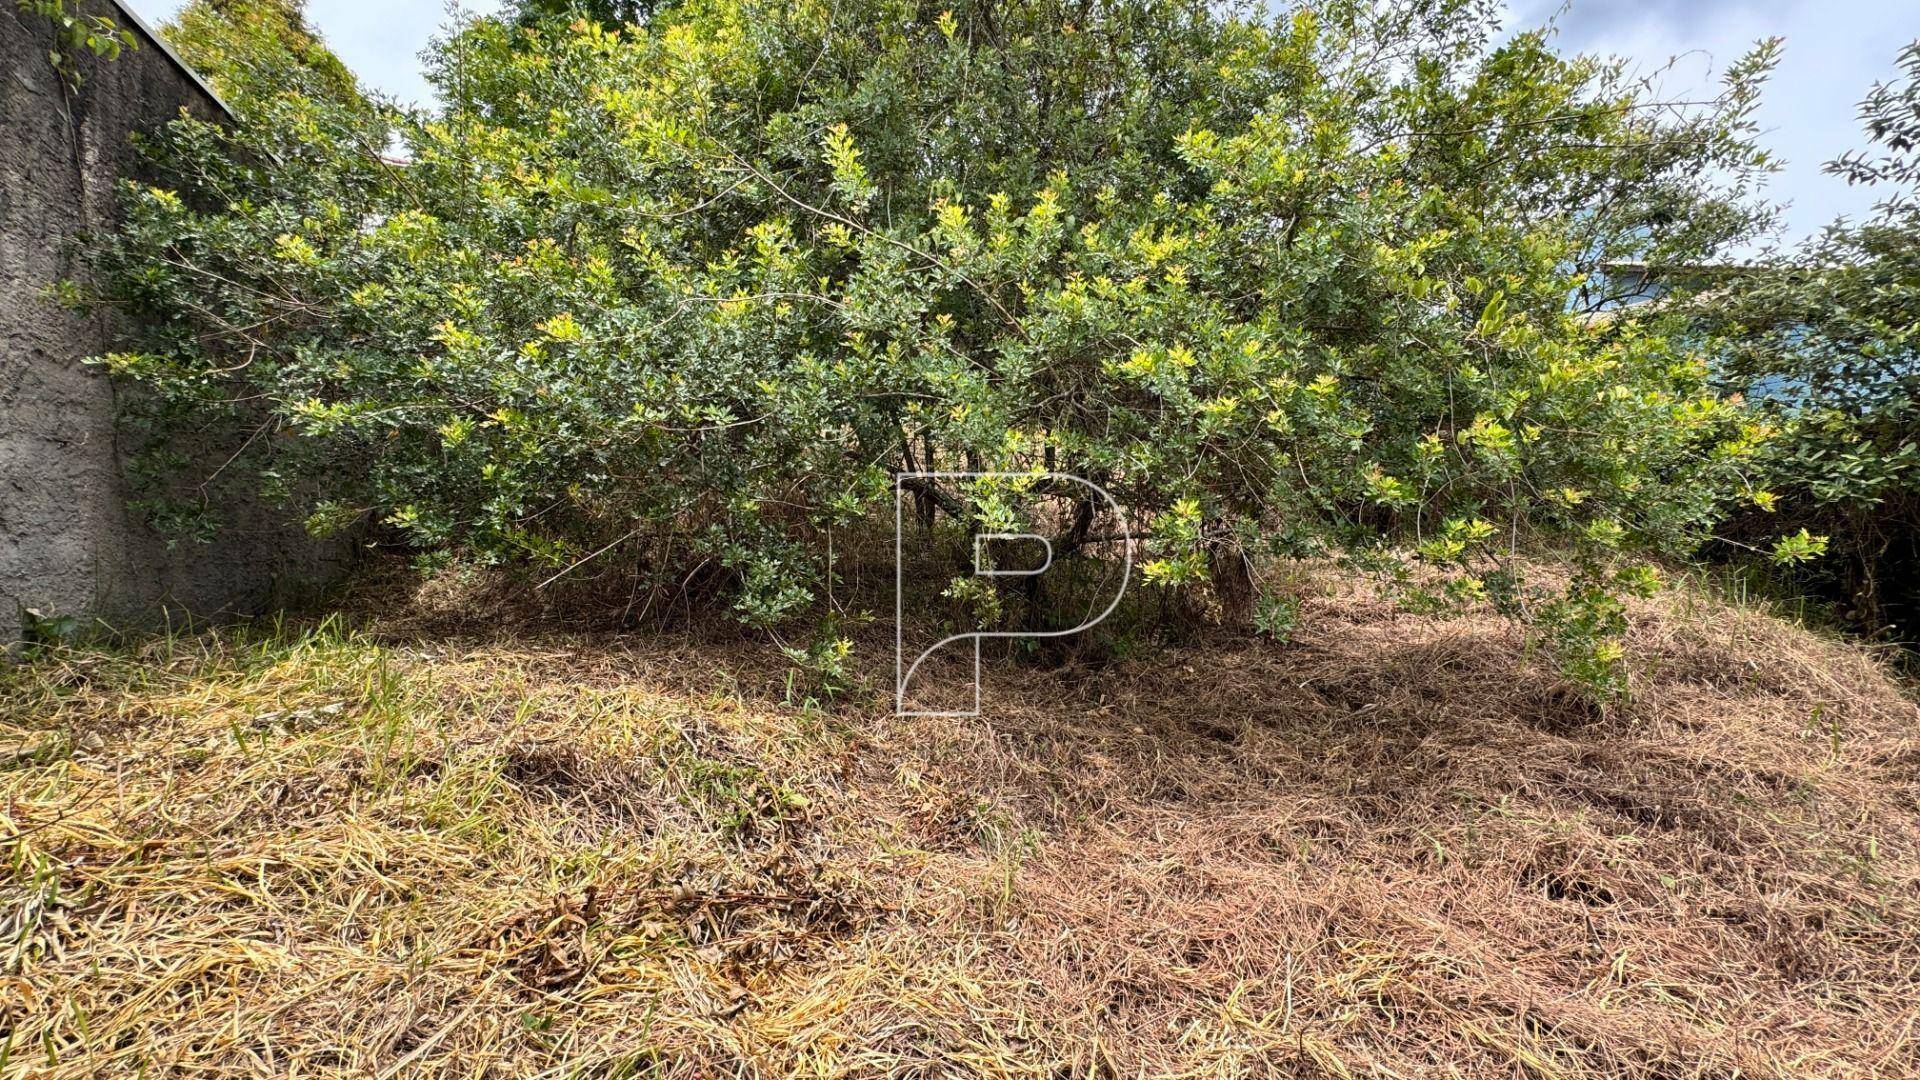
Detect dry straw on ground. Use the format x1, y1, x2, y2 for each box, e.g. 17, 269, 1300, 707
3, 567, 1918, 1077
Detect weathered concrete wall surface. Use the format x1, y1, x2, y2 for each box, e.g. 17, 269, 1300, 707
2, 1, 346, 642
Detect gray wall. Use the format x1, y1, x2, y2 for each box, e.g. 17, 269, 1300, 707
3, 1, 346, 643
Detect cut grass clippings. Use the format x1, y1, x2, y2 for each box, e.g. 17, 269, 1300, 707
3, 571, 1919, 1077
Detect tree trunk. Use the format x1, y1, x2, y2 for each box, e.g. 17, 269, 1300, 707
1210, 542, 1255, 629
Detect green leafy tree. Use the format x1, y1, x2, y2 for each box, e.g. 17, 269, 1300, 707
1702, 41, 1920, 640
86, 0, 1787, 693
162, 0, 367, 114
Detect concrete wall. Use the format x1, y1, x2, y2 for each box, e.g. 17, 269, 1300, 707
2, 0, 346, 643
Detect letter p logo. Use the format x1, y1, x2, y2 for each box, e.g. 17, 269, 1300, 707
894, 472, 1131, 715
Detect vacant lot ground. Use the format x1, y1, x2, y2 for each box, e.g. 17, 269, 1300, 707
4, 572, 1919, 1077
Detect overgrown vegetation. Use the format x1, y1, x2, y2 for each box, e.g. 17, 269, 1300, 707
1697, 42, 1920, 647
78, 0, 1809, 695
14, 6, 1920, 1072
4, 569, 1917, 1074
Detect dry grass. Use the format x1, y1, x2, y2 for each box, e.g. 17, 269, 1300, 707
3, 569, 1919, 1077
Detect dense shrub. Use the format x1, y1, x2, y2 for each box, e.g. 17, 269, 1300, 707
1699, 42, 1920, 644
87, 0, 1793, 691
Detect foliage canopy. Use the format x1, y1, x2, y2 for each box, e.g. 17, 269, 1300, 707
163, 0, 365, 112
93, 0, 1791, 691
1701, 41, 1920, 641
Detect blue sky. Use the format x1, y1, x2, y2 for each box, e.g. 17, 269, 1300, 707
128, 0, 1920, 248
